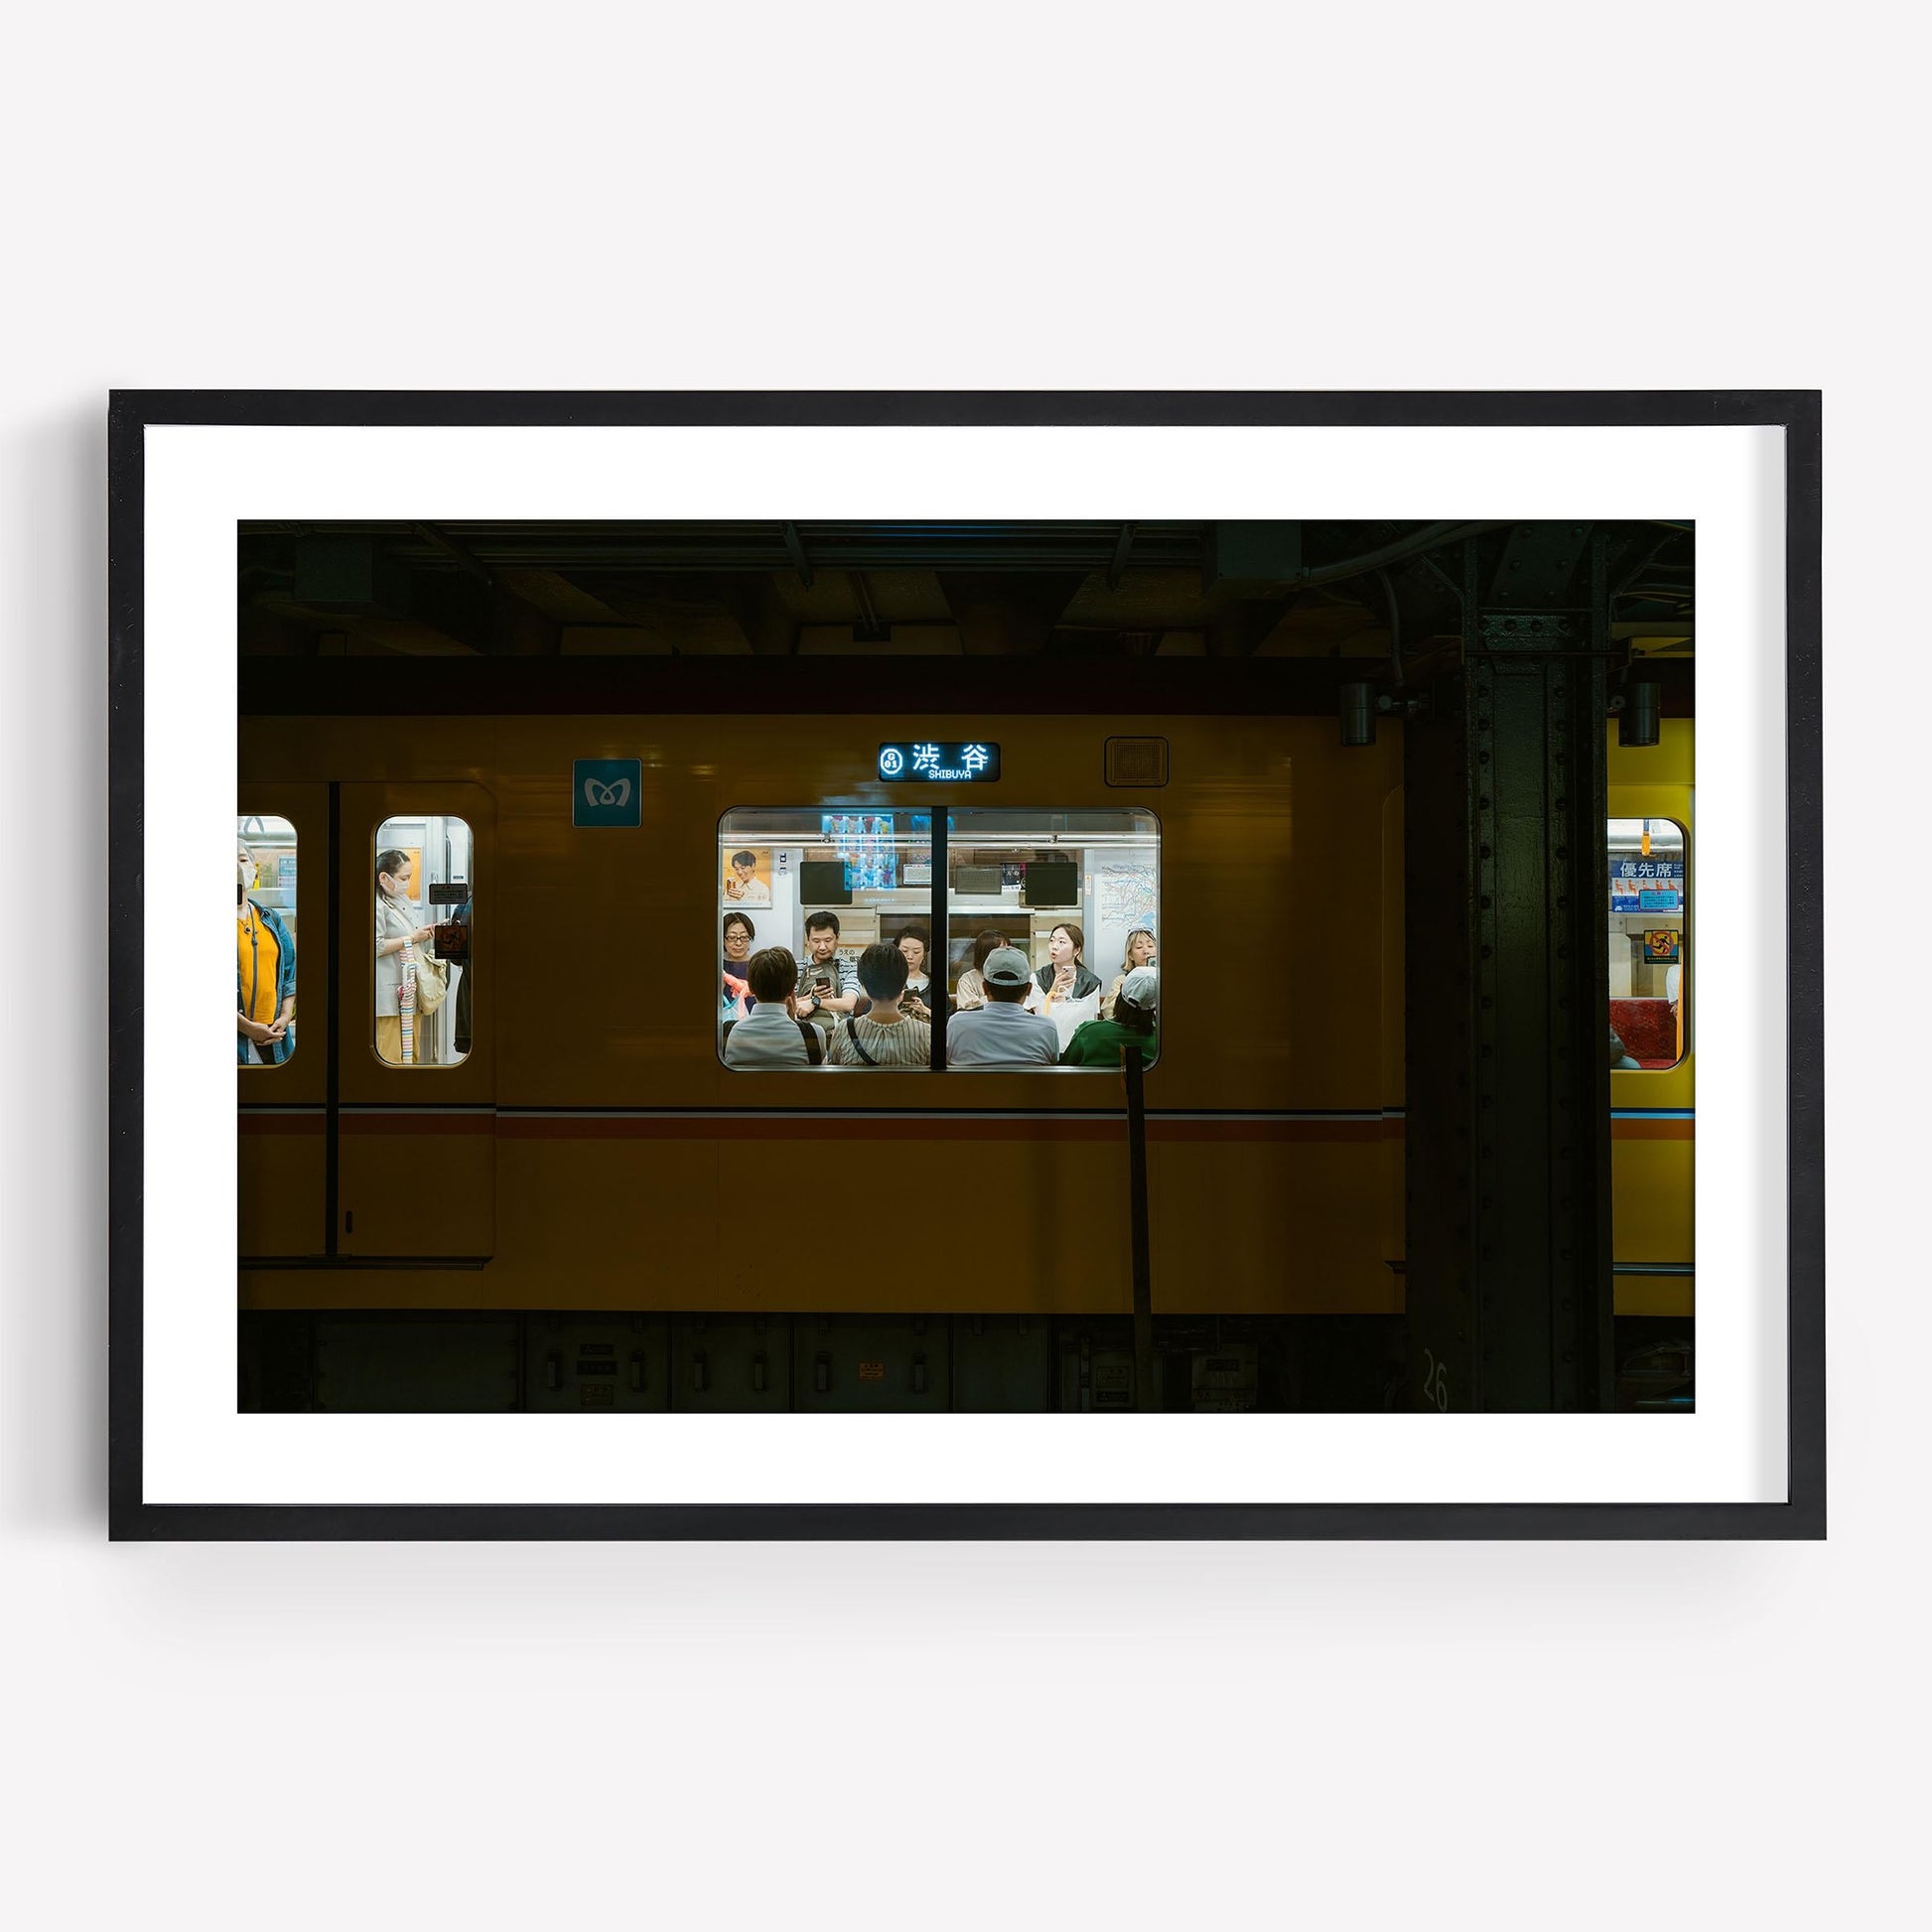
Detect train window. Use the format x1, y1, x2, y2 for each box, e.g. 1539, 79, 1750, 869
717, 810, 933, 1068
373, 815, 474, 1067
948, 809, 1160, 1069
715, 807, 1160, 1071
237, 814, 298, 1066
1608, 816, 1687, 1070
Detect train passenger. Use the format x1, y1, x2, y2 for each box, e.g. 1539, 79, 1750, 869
827, 942, 932, 1068
1027, 922, 1103, 1013
952, 928, 1009, 1012
722, 911, 756, 1020
374, 848, 437, 1065
724, 850, 770, 903
1062, 966, 1159, 1067
896, 922, 946, 1023
450, 894, 475, 1058
1102, 927, 1158, 1020
945, 948, 1060, 1067
236, 840, 297, 1064
794, 911, 859, 1032
724, 948, 824, 1068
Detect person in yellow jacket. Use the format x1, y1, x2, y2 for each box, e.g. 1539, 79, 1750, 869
236, 841, 297, 1065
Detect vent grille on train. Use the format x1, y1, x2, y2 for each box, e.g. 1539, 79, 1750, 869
1104, 737, 1170, 787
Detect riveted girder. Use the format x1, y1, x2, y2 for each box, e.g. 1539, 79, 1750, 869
1403, 540, 1615, 1412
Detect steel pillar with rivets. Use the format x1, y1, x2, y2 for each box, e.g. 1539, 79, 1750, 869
1403, 529, 1615, 1413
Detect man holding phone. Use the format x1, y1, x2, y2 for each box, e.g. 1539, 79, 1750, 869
793, 910, 860, 1034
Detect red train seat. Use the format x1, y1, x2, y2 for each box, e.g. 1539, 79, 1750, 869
1610, 997, 1677, 1069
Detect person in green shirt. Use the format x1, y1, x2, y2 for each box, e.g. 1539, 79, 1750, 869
1061, 965, 1158, 1068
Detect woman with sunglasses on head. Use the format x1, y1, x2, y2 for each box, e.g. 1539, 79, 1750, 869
1102, 927, 1157, 1020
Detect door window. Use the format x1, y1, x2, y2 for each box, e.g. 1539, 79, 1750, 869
373, 815, 474, 1067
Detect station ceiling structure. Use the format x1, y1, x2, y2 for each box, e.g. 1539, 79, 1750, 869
237, 518, 1695, 668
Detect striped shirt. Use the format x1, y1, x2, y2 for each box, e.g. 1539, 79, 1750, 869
826, 1011, 932, 1068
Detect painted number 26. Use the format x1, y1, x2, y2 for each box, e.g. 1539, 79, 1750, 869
1421, 1349, 1450, 1413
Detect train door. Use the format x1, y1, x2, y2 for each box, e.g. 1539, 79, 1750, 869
335, 781, 495, 1261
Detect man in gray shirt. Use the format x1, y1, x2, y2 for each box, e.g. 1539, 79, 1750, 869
945, 947, 1061, 1066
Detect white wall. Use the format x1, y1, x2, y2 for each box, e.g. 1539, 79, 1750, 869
0, 14, 1918, 1930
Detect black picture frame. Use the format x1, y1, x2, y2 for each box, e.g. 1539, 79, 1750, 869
108, 389, 1823, 1540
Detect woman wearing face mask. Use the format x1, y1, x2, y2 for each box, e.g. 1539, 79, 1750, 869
374, 847, 437, 1065
236, 840, 297, 1065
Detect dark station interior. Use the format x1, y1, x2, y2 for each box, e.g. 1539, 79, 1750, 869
235, 518, 1695, 1414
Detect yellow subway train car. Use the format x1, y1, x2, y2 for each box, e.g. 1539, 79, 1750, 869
236, 709, 1691, 1411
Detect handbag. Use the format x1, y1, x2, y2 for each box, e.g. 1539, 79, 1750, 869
413, 950, 450, 1017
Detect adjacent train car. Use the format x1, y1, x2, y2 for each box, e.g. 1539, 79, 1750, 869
1606, 717, 1695, 1322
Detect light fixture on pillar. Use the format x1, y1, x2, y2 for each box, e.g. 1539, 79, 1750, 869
1618, 678, 1661, 747
1340, 680, 1376, 747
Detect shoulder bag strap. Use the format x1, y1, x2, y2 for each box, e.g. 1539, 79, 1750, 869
842, 1015, 879, 1066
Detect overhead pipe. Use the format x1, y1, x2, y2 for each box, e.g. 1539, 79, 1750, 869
1374, 566, 1404, 692
1295, 521, 1510, 591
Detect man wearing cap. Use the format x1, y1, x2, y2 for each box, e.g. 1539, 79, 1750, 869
1060, 965, 1159, 1067
944, 946, 1062, 1067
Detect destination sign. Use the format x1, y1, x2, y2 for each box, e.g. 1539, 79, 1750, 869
877, 742, 1001, 782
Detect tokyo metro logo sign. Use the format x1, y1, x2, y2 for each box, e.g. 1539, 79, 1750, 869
572, 758, 643, 828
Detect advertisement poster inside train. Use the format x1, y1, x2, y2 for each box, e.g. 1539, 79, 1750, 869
722, 846, 772, 904
824, 812, 898, 891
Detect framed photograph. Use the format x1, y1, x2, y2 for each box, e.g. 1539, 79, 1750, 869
108, 390, 1822, 1538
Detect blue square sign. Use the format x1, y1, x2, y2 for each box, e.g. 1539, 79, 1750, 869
573, 758, 642, 828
